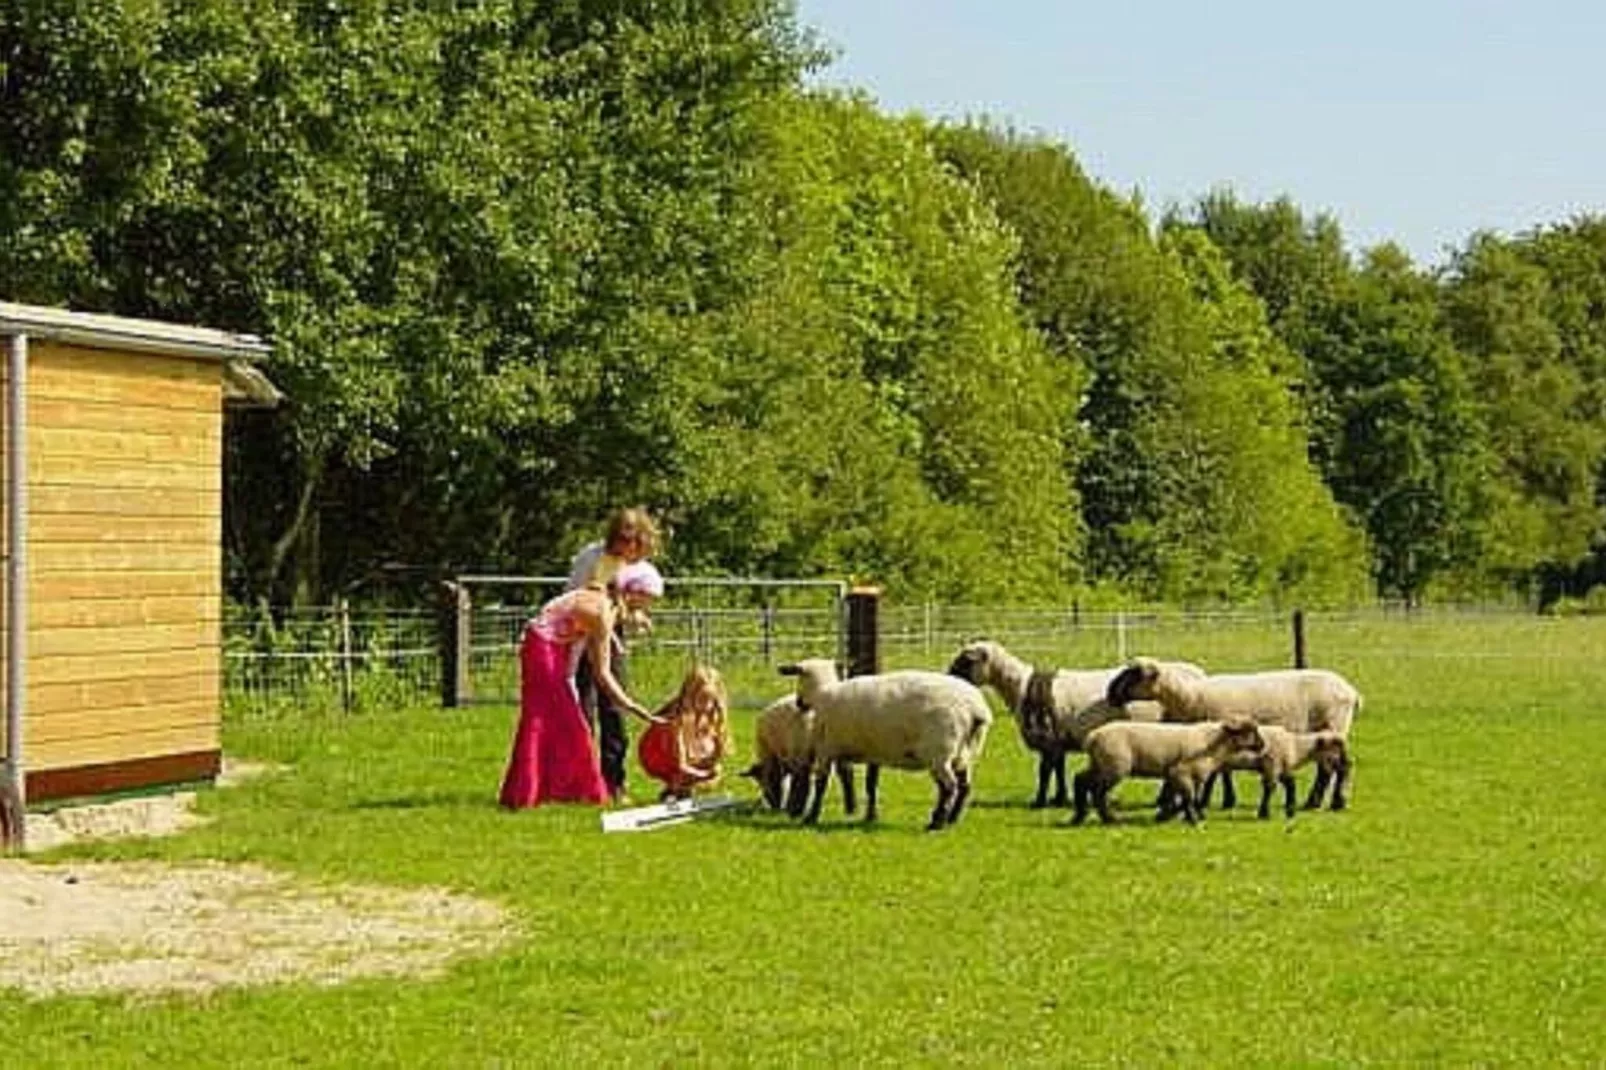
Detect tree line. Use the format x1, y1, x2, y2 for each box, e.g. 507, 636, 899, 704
4, 0, 1604, 608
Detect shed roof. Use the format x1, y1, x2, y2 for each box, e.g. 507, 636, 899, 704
0, 301, 280, 407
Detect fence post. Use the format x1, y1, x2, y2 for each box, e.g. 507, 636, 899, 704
440, 581, 472, 708
338, 597, 354, 714
1116, 610, 1128, 663
1292, 608, 1306, 669
761, 602, 775, 665
846, 586, 881, 678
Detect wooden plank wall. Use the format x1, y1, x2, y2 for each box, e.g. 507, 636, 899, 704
0, 341, 222, 781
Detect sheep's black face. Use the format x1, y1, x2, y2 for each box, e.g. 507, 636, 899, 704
1106, 665, 1144, 706
947, 648, 985, 684
1223, 721, 1265, 753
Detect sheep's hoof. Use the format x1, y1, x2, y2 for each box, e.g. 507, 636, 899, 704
1330, 798, 1348, 812
1051, 794, 1070, 808
1029, 797, 1048, 810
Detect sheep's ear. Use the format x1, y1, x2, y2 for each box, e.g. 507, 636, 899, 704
777, 663, 801, 677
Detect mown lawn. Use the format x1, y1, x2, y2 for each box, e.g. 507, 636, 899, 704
4, 613, 1604, 1067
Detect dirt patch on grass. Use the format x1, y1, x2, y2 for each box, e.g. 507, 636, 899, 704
0, 763, 513, 999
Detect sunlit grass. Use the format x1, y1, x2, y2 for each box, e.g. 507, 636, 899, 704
4, 614, 1604, 1066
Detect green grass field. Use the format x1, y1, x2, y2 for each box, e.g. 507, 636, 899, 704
5, 612, 1604, 1067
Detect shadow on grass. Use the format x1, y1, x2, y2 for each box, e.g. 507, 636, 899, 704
350, 791, 498, 811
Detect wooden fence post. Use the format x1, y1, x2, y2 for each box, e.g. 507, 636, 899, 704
440, 581, 472, 708
846, 586, 881, 678
1292, 608, 1307, 669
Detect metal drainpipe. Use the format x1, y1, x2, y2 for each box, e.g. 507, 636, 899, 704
4, 330, 27, 846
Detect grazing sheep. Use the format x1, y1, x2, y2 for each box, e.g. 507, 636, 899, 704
740, 694, 858, 817
1106, 657, 1361, 811
1201, 726, 1351, 820
779, 659, 992, 831
946, 639, 1183, 808
1073, 718, 1265, 826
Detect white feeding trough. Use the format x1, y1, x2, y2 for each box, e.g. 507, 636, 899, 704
600, 794, 741, 833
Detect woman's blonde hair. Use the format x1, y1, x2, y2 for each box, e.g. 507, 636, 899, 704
605, 506, 660, 558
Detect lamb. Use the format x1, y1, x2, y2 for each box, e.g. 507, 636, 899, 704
946, 639, 1186, 808
1201, 726, 1351, 820
740, 694, 858, 818
778, 658, 992, 831
1072, 718, 1265, 826
1106, 657, 1361, 811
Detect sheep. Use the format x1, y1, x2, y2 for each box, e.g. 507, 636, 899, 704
740, 694, 858, 818
1072, 718, 1266, 826
778, 658, 992, 831
1199, 726, 1351, 820
946, 639, 1184, 809
1106, 657, 1361, 811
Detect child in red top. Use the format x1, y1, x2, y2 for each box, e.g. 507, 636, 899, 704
638, 664, 730, 802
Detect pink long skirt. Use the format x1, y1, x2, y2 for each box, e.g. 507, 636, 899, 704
498, 629, 609, 808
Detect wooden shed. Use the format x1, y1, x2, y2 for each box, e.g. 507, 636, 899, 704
0, 302, 279, 818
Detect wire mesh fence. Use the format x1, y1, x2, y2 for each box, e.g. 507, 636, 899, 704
223, 577, 849, 717
224, 593, 1583, 720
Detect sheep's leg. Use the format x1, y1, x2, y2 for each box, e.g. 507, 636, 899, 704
1329, 756, 1350, 812
863, 763, 881, 823
1199, 770, 1218, 810
1176, 775, 1203, 824
1256, 773, 1275, 819
1072, 769, 1093, 825
1050, 752, 1070, 808
1093, 777, 1118, 825
948, 766, 973, 826
838, 760, 858, 815
784, 769, 810, 818
1303, 766, 1332, 810
1154, 780, 1182, 822
1031, 752, 1053, 809
1217, 770, 1238, 810
802, 764, 832, 826
928, 764, 958, 831
761, 764, 785, 811
1280, 773, 1298, 818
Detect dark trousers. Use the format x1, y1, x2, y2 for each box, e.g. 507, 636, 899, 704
575, 640, 629, 797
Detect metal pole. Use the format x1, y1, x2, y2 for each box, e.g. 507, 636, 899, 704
4, 332, 29, 850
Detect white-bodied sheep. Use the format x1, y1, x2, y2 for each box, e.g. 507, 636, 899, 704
1202, 726, 1351, 820
946, 639, 1186, 808
1106, 657, 1361, 811
740, 694, 857, 817
779, 658, 992, 831
1073, 718, 1265, 826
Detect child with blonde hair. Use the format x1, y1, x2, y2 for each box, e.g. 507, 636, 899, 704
637, 664, 731, 802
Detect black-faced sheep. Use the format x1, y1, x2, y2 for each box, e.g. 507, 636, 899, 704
1106, 657, 1360, 811
740, 693, 857, 817
1202, 726, 1351, 819
1072, 718, 1265, 826
946, 639, 1183, 809
779, 659, 992, 831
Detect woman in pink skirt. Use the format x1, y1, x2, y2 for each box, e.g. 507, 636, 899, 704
499, 561, 665, 809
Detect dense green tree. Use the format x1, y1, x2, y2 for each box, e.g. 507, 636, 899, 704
938, 127, 1367, 603
668, 95, 1079, 601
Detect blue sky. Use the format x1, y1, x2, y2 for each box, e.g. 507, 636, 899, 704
792, 0, 1606, 267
